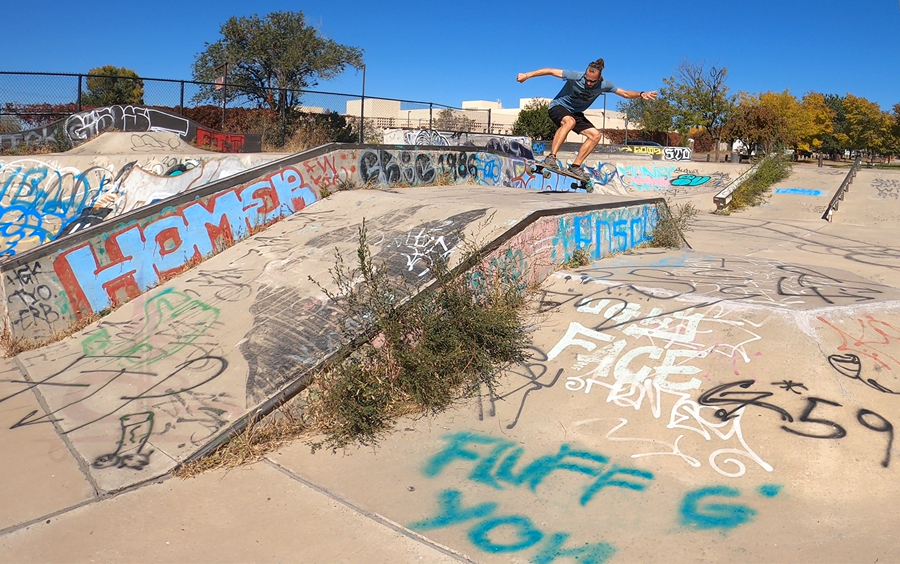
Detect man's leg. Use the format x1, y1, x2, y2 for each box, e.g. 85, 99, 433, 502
572, 127, 602, 166
550, 116, 576, 158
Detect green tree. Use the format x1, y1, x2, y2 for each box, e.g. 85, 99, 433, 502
192, 11, 364, 113
662, 60, 735, 161
618, 97, 675, 141
82, 65, 144, 107
819, 94, 848, 160
511, 99, 556, 140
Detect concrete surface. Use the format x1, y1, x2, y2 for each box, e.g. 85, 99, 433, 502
2, 156, 900, 563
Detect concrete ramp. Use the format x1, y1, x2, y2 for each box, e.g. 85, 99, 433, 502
746, 165, 847, 222
832, 167, 900, 226
0, 185, 661, 494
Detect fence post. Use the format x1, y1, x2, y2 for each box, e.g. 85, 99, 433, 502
179, 82, 185, 115
281, 89, 287, 147
487, 108, 491, 134
76, 75, 83, 112
359, 65, 366, 144
429, 103, 433, 130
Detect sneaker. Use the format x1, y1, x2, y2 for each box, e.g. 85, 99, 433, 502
542, 154, 558, 167
567, 163, 588, 180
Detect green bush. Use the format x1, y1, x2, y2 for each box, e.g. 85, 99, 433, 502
652, 201, 698, 248
307, 222, 531, 451
729, 154, 792, 210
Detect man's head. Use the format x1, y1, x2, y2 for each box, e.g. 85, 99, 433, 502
585, 58, 604, 87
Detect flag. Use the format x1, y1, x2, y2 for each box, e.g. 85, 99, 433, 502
214, 76, 225, 91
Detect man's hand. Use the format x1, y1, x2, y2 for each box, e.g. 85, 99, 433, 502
641, 91, 659, 100
517, 72, 529, 83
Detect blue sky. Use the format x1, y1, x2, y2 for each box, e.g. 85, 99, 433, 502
4, 0, 899, 111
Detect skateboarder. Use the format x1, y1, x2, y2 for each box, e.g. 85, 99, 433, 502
517, 59, 658, 180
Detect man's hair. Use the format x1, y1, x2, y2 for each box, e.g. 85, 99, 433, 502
587, 58, 605, 74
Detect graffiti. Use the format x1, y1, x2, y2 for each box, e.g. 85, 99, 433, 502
573, 255, 888, 308
474, 152, 503, 184
671, 173, 710, 187
547, 281, 775, 476
584, 163, 620, 187
52, 165, 316, 317
532, 140, 546, 156
4, 260, 66, 334
617, 165, 676, 191
664, 147, 692, 161
196, 128, 250, 152
819, 314, 900, 370
872, 178, 900, 199
55, 207, 112, 239
381, 129, 533, 159
412, 433, 778, 561
552, 205, 658, 262
621, 145, 662, 156
828, 352, 899, 395
476, 347, 562, 430
423, 432, 655, 505
241, 289, 346, 405
774, 188, 824, 196
301, 153, 358, 191
359, 150, 444, 185
484, 137, 533, 159
92, 411, 155, 471
0, 160, 113, 255
411, 489, 617, 563
2, 105, 260, 152
680, 485, 781, 530
699, 378, 897, 468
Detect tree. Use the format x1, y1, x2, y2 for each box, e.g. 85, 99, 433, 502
662, 60, 735, 161
843, 94, 892, 161
192, 11, 364, 113
618, 97, 675, 141
82, 65, 144, 107
796, 92, 835, 153
433, 108, 476, 132
512, 99, 556, 140
888, 103, 900, 160
819, 94, 848, 160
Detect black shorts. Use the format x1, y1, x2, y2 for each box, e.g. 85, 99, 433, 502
548, 105, 596, 134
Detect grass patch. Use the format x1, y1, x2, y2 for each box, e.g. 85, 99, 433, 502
728, 154, 792, 211
173, 407, 308, 478
2, 310, 103, 357
651, 201, 698, 248
564, 248, 591, 268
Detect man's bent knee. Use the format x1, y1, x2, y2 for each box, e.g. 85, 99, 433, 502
582, 129, 602, 142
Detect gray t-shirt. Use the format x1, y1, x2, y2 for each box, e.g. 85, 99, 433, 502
549, 70, 616, 113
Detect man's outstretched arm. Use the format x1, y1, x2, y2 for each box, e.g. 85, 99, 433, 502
614, 88, 658, 100
517, 68, 564, 83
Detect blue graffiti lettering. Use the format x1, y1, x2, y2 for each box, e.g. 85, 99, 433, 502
423, 432, 654, 506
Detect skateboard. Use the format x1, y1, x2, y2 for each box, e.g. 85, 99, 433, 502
528, 162, 595, 193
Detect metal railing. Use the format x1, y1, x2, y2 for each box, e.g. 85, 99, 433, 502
821, 155, 863, 221
0, 71, 492, 146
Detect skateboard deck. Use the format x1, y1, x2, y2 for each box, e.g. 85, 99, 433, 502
528, 162, 594, 193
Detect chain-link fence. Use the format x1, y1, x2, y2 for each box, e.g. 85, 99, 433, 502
0, 71, 493, 149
